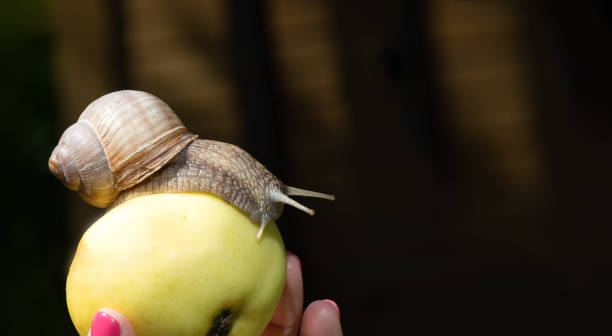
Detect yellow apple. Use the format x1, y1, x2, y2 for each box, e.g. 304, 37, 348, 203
66, 192, 286, 335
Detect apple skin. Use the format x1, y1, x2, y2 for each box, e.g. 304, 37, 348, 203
66, 192, 286, 335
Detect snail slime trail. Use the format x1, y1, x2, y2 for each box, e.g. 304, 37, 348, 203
49, 90, 334, 238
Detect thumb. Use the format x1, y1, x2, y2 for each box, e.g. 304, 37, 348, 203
87, 308, 136, 336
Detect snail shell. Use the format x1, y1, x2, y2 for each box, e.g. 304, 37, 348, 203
49, 90, 197, 207
49, 90, 333, 238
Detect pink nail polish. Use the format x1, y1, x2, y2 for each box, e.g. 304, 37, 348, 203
91, 311, 121, 336
286, 251, 301, 270
324, 299, 340, 318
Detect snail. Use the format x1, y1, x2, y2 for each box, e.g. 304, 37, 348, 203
49, 90, 334, 239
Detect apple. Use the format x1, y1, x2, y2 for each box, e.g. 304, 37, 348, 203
66, 192, 286, 335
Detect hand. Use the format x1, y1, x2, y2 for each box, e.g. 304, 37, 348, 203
262, 252, 342, 336
87, 252, 343, 336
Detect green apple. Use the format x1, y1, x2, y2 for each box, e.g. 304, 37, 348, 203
66, 192, 286, 335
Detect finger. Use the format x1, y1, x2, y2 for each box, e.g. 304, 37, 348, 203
87, 308, 136, 336
261, 251, 304, 336
300, 300, 342, 336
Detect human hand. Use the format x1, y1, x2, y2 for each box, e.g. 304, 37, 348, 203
87, 252, 342, 336
262, 252, 342, 336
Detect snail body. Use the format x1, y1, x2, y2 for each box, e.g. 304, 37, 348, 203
49, 90, 333, 238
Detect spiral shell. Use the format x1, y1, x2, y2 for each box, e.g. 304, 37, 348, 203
48, 90, 197, 207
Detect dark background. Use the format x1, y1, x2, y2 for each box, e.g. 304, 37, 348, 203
4, 0, 612, 334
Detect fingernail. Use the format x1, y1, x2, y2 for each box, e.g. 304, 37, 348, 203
324, 299, 340, 318
286, 250, 301, 270
91, 311, 121, 336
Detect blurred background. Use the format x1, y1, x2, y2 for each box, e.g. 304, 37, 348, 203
4, 0, 612, 333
